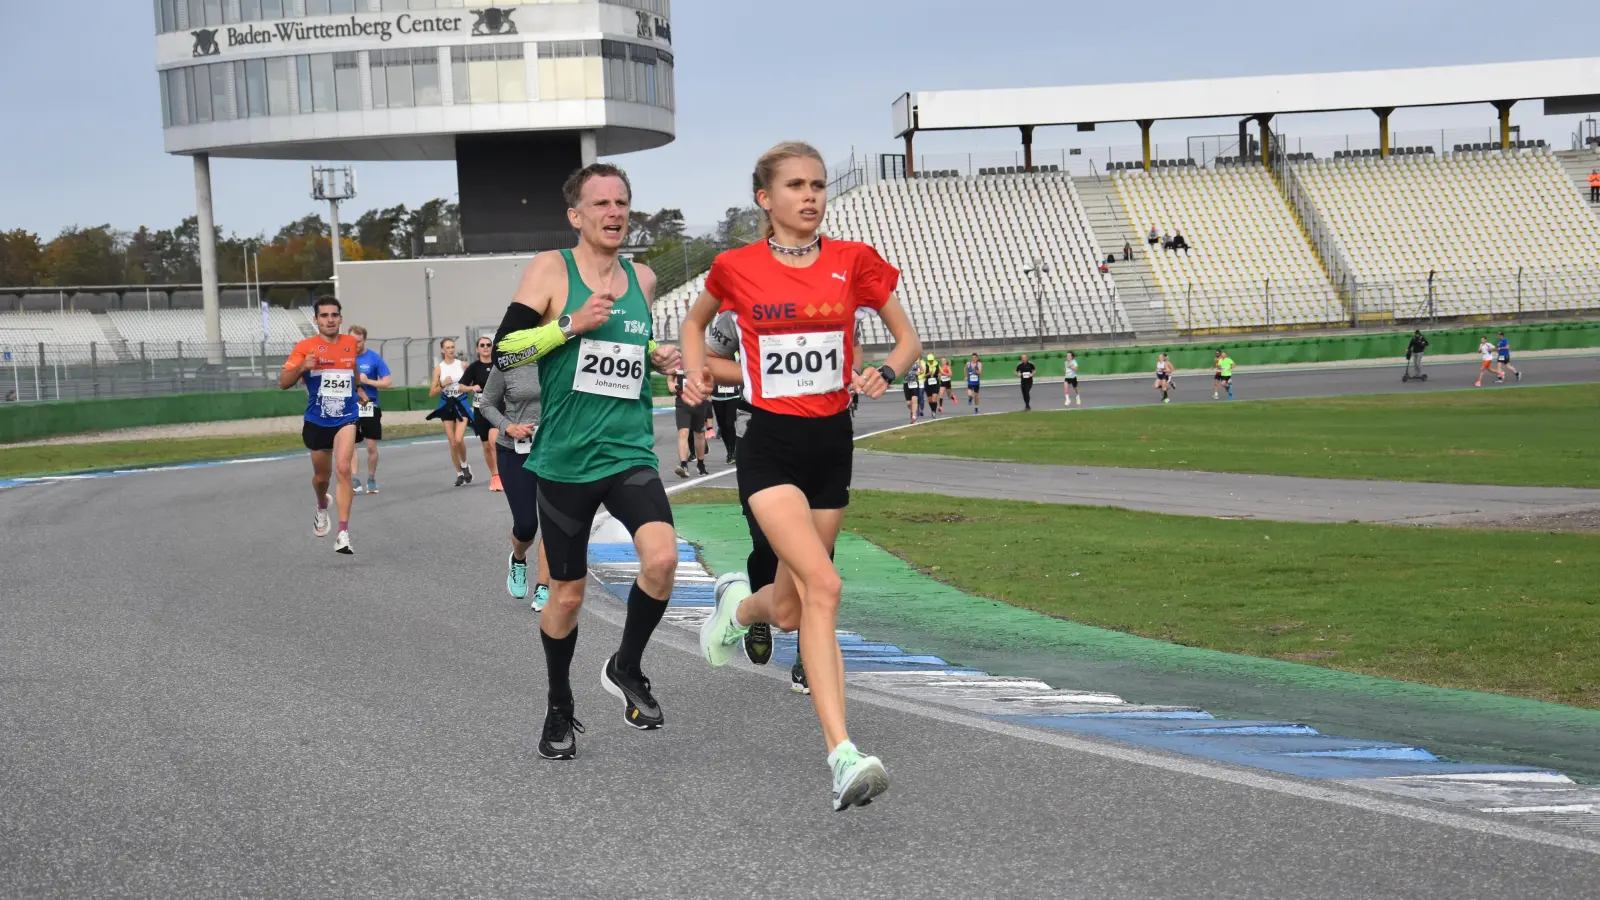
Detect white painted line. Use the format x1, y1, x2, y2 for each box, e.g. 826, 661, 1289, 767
1385, 772, 1576, 785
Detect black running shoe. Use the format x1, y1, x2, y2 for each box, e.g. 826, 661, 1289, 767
454, 473, 467, 487
743, 622, 773, 665
726, 452, 736, 464
462, 466, 473, 485
696, 460, 708, 476
791, 656, 810, 695
538, 706, 584, 760
601, 654, 664, 730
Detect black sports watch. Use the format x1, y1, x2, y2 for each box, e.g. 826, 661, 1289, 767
557, 314, 576, 340
878, 364, 897, 384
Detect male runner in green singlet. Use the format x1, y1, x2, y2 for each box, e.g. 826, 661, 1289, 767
495, 163, 682, 761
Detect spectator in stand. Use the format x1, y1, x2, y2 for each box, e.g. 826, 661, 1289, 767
1122, 240, 1133, 261
1147, 225, 1159, 247
3, 390, 15, 403
1098, 259, 1110, 274
1160, 231, 1172, 250
1170, 230, 1189, 253
1590, 169, 1600, 203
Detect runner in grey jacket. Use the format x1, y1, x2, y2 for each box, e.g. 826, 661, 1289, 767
481, 364, 552, 609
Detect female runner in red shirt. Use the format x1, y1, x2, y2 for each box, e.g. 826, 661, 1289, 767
679, 141, 921, 810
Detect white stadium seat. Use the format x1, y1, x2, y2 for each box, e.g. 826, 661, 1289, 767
1114, 167, 1343, 330
1291, 150, 1600, 318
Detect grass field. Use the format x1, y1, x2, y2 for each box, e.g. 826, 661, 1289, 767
0, 423, 438, 478
859, 385, 1599, 487
672, 488, 1600, 708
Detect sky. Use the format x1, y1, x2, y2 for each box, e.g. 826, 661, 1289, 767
2, 0, 1597, 239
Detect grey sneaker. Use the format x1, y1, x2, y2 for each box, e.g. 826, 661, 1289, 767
829, 740, 889, 811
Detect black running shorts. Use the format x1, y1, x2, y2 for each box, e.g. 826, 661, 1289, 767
355, 407, 382, 443
302, 420, 354, 452
737, 408, 853, 511
471, 408, 495, 442
674, 402, 708, 432
496, 445, 540, 543
538, 465, 673, 583
903, 381, 917, 399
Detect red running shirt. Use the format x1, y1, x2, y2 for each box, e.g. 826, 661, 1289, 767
704, 239, 899, 417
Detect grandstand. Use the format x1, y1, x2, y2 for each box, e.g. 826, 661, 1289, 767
1291, 149, 1600, 319
1113, 166, 1344, 331
653, 173, 1131, 346
0, 308, 315, 365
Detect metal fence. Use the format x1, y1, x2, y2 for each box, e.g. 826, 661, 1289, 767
0, 336, 453, 404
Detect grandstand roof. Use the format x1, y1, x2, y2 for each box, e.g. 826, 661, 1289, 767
892, 57, 1600, 136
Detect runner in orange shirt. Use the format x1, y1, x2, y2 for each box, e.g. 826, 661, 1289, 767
279, 296, 365, 554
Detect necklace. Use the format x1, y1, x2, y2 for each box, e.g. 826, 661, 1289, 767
767, 234, 821, 257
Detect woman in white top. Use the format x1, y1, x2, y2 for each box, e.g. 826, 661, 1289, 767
426, 338, 475, 486
1474, 337, 1495, 388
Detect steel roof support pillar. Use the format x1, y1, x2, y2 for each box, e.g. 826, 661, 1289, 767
1493, 100, 1516, 149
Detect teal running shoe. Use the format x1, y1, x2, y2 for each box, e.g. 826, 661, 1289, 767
700, 572, 750, 667
366, 478, 378, 494
507, 553, 529, 600
531, 584, 549, 612
829, 740, 889, 811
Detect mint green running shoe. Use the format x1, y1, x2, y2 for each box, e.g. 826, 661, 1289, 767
700, 572, 751, 667
531, 584, 549, 612
506, 553, 529, 601
829, 740, 889, 811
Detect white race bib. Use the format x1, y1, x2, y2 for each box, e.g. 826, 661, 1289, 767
319, 369, 354, 399
573, 339, 647, 400
443, 383, 461, 398
514, 435, 532, 455
758, 331, 845, 399
472, 392, 483, 409
357, 402, 375, 418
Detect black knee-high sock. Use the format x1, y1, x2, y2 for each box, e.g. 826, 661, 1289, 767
541, 626, 578, 708
617, 581, 668, 675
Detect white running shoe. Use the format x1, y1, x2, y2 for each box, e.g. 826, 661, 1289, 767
334, 530, 353, 555
313, 499, 332, 537
701, 572, 751, 668
829, 740, 889, 811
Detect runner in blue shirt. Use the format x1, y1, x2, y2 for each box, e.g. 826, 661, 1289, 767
1495, 331, 1521, 383
350, 325, 393, 495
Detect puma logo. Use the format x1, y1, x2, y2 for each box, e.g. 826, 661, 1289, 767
831, 272, 848, 282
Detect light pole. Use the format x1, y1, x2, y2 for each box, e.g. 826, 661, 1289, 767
424, 266, 436, 339
1024, 258, 1050, 349
311, 165, 357, 298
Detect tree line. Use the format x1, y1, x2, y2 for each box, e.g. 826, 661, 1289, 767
0, 201, 764, 294
0, 200, 462, 289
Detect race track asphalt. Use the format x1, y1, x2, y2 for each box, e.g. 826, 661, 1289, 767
3, 355, 1598, 897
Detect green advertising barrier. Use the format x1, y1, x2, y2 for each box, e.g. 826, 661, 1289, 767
8, 322, 1594, 443
888, 321, 1600, 380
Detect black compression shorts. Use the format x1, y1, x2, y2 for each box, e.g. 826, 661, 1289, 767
538, 465, 673, 583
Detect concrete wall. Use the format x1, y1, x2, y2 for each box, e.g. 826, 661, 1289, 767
336, 254, 537, 344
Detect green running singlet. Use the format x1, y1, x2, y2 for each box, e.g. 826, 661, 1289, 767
1219, 357, 1234, 377
528, 250, 657, 483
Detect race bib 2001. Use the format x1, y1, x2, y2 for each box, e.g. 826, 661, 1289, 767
573, 339, 646, 400
758, 331, 844, 399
